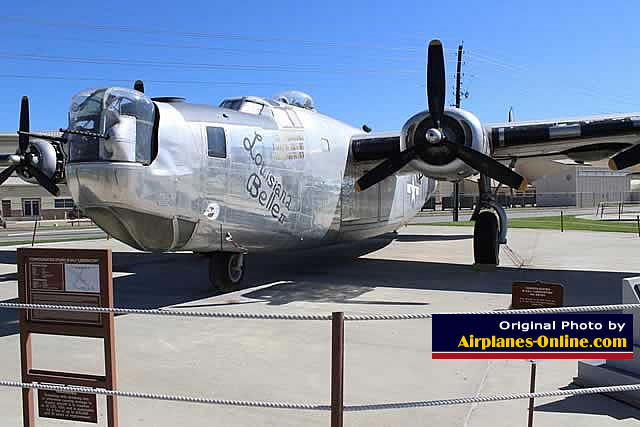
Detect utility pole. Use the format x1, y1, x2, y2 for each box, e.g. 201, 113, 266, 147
452, 43, 463, 222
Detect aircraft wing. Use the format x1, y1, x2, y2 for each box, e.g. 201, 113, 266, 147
487, 112, 640, 168
350, 112, 640, 191
350, 131, 400, 162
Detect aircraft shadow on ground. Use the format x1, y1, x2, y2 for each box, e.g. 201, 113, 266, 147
535, 384, 640, 420
244, 257, 633, 308
0, 236, 394, 337
0, 232, 636, 334
0, 238, 639, 419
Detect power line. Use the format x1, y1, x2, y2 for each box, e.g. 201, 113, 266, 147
0, 73, 321, 87
0, 52, 458, 76
0, 30, 424, 64
0, 15, 430, 53
462, 50, 639, 107
0, 73, 431, 91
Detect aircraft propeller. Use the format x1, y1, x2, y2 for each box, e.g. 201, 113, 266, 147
0, 97, 60, 196
355, 40, 528, 192
608, 145, 640, 170
134, 79, 145, 93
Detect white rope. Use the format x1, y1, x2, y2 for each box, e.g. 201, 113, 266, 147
0, 380, 330, 411
343, 383, 640, 411
0, 302, 637, 321
345, 303, 640, 320
0, 302, 332, 321
2, 380, 640, 411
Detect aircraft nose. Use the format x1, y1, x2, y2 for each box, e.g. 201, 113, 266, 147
65, 163, 196, 251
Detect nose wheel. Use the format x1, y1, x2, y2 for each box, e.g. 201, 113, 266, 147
209, 252, 245, 292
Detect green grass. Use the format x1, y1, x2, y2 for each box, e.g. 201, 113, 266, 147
418, 215, 640, 233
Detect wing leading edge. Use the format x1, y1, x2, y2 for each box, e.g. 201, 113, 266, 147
488, 113, 640, 167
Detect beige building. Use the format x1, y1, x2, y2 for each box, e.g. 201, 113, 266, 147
434, 164, 634, 210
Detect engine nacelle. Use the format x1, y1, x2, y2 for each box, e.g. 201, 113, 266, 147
16, 139, 65, 184
401, 107, 488, 181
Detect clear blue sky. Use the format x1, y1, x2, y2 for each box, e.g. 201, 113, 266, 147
0, 1, 638, 133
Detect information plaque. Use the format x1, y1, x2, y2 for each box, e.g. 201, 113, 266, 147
38, 390, 98, 423
512, 281, 564, 309
17, 248, 118, 427
26, 254, 103, 326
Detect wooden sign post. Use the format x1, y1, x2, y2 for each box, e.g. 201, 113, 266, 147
17, 248, 117, 426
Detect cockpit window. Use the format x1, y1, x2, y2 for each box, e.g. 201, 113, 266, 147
287, 110, 303, 127
238, 100, 264, 115
273, 108, 294, 128
67, 87, 157, 164
273, 108, 303, 129
220, 99, 243, 110
220, 98, 269, 116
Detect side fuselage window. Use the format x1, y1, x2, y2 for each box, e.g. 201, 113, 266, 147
207, 126, 227, 158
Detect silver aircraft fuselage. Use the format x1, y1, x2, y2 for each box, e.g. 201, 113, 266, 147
64, 88, 435, 253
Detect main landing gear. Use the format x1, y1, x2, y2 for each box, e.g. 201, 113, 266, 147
471, 174, 508, 266
208, 252, 246, 292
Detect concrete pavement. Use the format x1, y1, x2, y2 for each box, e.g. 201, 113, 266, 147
0, 226, 639, 425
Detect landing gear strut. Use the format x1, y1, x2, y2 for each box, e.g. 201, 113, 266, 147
471, 174, 508, 266
209, 252, 245, 292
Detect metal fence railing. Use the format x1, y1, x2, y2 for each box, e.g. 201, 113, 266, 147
423, 191, 640, 212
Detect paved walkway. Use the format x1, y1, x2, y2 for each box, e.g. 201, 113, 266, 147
0, 227, 638, 425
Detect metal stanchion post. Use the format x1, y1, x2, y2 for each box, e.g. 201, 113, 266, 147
560, 211, 564, 232
331, 312, 344, 427
636, 216, 639, 238
619, 201, 622, 221
31, 218, 38, 246
528, 361, 537, 427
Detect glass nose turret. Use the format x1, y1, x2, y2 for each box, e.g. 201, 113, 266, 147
66, 87, 156, 164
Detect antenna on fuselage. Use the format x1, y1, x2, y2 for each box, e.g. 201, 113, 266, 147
134, 80, 145, 93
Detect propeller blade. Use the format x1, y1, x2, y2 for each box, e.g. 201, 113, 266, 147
25, 164, 60, 196
356, 146, 417, 192
134, 80, 145, 93
608, 145, 640, 171
0, 165, 16, 186
444, 141, 528, 191
19, 96, 29, 153
427, 40, 446, 128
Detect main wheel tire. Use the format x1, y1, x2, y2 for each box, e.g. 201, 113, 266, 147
209, 252, 245, 292
473, 211, 500, 265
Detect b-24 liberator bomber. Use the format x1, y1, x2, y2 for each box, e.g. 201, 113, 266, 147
3, 40, 640, 290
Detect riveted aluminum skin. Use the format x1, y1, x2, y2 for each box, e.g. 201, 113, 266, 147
65, 89, 436, 253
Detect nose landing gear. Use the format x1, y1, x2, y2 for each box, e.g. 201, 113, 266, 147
209, 252, 245, 292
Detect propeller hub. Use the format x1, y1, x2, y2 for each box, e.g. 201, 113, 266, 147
8, 154, 22, 165
425, 128, 443, 144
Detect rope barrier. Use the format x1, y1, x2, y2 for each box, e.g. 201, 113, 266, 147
343, 383, 640, 411
0, 302, 638, 321
0, 302, 332, 321
0, 380, 330, 411
2, 380, 639, 411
